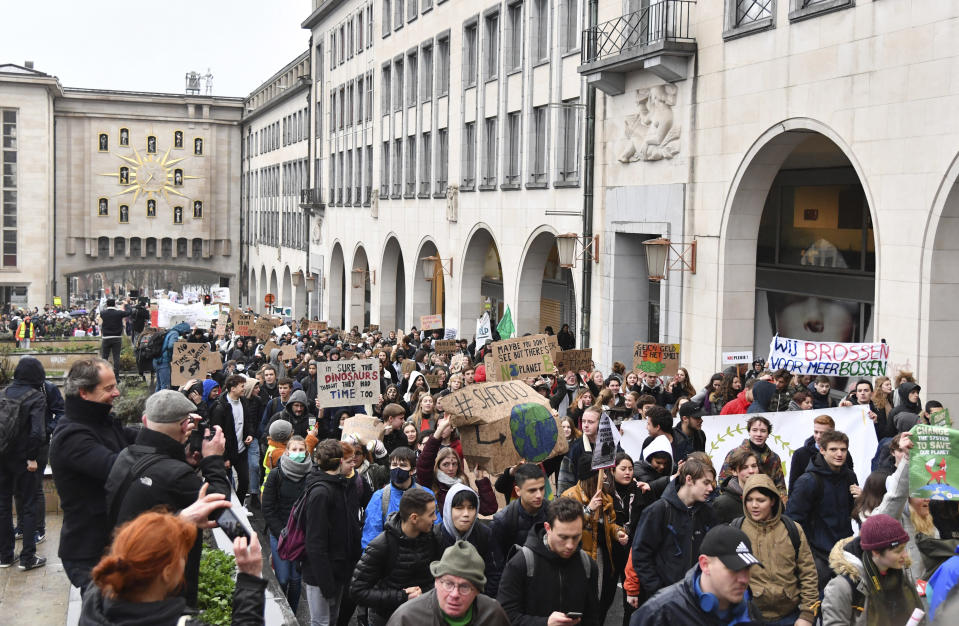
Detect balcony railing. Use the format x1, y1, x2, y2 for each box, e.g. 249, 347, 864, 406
582, 1, 695, 66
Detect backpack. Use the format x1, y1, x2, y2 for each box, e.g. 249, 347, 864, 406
730, 514, 802, 560
276, 479, 324, 561
0, 388, 43, 456
138, 330, 168, 362
517, 544, 591, 580
105, 444, 168, 526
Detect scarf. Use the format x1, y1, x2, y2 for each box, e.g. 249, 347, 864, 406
437, 471, 460, 487
861, 551, 922, 626
278, 453, 312, 482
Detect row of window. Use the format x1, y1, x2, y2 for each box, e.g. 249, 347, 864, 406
247, 108, 308, 159
727, 0, 854, 37
381, 0, 440, 37
1, 109, 17, 267
330, 72, 375, 133
380, 36, 450, 115
95, 236, 205, 260
248, 159, 308, 250
330, 145, 376, 206
330, 3, 374, 70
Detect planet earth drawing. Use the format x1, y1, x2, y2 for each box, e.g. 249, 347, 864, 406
509, 403, 558, 463
914, 483, 959, 500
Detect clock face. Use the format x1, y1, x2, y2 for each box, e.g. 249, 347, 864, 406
136, 160, 167, 193
99, 139, 200, 207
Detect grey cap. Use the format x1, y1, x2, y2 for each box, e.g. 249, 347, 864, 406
145, 390, 198, 424
269, 419, 293, 442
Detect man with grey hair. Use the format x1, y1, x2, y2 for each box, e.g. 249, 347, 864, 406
104, 389, 231, 606
50, 357, 136, 593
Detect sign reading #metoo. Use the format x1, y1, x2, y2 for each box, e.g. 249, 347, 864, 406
315, 358, 381, 408
444, 380, 568, 474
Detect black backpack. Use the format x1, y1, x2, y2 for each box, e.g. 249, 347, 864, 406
0, 387, 43, 456
138, 330, 168, 362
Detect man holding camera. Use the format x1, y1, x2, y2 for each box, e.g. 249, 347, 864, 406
104, 389, 231, 607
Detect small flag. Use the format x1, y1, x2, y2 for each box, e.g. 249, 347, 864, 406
496, 306, 514, 340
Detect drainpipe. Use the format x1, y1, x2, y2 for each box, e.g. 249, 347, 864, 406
51, 113, 57, 303
580, 0, 598, 349
305, 37, 314, 319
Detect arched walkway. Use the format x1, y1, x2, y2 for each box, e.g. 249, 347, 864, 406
282, 267, 293, 310
259, 266, 267, 313
294, 275, 307, 320
718, 120, 879, 371
381, 236, 406, 331
516, 229, 576, 337
350, 246, 371, 330
460, 226, 502, 335
269, 269, 279, 313
412, 239, 443, 329
329, 242, 346, 328
249, 270, 257, 306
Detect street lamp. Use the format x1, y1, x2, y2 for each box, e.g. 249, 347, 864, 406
555, 233, 600, 268
642, 237, 697, 282
420, 256, 453, 281
351, 268, 375, 289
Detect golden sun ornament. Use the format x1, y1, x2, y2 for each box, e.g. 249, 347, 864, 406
100, 147, 198, 206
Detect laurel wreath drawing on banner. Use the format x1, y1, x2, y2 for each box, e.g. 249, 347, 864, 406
708, 424, 795, 479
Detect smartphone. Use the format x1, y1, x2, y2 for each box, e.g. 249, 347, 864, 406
565, 613, 583, 620
215, 508, 250, 542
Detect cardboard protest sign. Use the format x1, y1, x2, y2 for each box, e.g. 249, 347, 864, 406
547, 335, 560, 360
218, 311, 230, 324
310, 321, 328, 332
444, 380, 568, 473
425, 374, 441, 388
314, 359, 381, 408
273, 324, 291, 337
195, 319, 211, 330
909, 424, 959, 500
555, 349, 593, 373
368, 324, 379, 332
171, 342, 214, 386
401, 359, 418, 375
722, 350, 753, 366
767, 335, 889, 377
279, 344, 297, 361
253, 317, 274, 341
341, 415, 385, 445
434, 340, 458, 355
633, 342, 680, 376
489, 334, 556, 380
234, 313, 254, 336
215, 322, 226, 338
592, 413, 622, 470
483, 354, 498, 382
420, 314, 444, 330
444, 328, 457, 339
199, 350, 223, 373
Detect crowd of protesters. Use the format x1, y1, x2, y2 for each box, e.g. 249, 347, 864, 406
2, 303, 959, 626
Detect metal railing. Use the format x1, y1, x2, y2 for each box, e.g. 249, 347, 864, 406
299, 187, 323, 206
582, 0, 695, 65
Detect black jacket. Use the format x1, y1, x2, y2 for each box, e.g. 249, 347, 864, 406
489, 498, 548, 596
350, 512, 442, 619
261, 463, 308, 538
50, 395, 137, 561
785, 451, 857, 555
435, 520, 495, 596
630, 565, 763, 626
104, 427, 230, 606
631, 478, 716, 598
5, 357, 48, 460
99, 307, 130, 337
78, 571, 267, 626
788, 435, 855, 493
302, 470, 362, 594
208, 394, 255, 463
383, 428, 409, 454
496, 524, 600, 626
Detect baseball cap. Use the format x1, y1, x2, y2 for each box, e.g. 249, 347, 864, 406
678, 401, 705, 419
700, 526, 763, 571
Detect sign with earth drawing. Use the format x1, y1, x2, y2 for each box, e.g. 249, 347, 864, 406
444, 380, 568, 474
489, 334, 556, 381
633, 342, 680, 376
909, 424, 959, 501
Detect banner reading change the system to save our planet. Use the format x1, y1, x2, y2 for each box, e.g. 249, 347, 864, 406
767, 335, 890, 377
909, 424, 959, 501
444, 380, 567, 474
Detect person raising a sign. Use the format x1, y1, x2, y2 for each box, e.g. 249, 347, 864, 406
561, 407, 600, 493
416, 417, 497, 515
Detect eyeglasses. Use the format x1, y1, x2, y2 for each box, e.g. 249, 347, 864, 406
437, 578, 476, 595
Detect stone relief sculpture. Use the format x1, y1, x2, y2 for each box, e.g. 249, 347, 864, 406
446, 184, 459, 222
370, 192, 379, 219
618, 84, 681, 163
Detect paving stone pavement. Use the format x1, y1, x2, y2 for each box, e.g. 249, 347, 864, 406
0, 513, 70, 626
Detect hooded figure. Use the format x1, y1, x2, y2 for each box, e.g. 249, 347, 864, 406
436, 483, 495, 595
888, 381, 922, 431
747, 380, 775, 413
738, 474, 819, 624
201, 379, 220, 408
634, 435, 673, 490
273, 389, 310, 437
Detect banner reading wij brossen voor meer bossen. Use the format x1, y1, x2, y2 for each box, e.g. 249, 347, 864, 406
767, 335, 889, 377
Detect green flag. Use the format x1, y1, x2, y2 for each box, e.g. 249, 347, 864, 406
496, 306, 514, 339
909, 424, 959, 500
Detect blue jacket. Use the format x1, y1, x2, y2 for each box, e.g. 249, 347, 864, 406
361, 482, 439, 549
153, 322, 191, 367
928, 551, 959, 620
785, 452, 857, 555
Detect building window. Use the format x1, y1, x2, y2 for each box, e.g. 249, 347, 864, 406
367, 4, 374, 46
394, 59, 404, 112
533, 0, 549, 63
462, 122, 476, 189
365, 145, 373, 203
358, 11, 365, 51
529, 105, 547, 184
407, 0, 417, 21
2, 110, 18, 267
557, 99, 580, 183
406, 136, 416, 195
789, 0, 851, 23
484, 12, 499, 81
436, 128, 449, 194
407, 51, 418, 107
559, 0, 577, 53
481, 117, 497, 188
422, 0, 432, 11
394, 0, 404, 30
422, 44, 433, 101
464, 23, 478, 88
382, 65, 391, 112
437, 36, 451, 96
392, 139, 403, 196
724, 0, 775, 37
505, 111, 521, 185
345, 149, 353, 204
420, 131, 432, 195
357, 76, 364, 123
366, 71, 374, 121
506, 3, 523, 72
381, 141, 391, 197
383, 0, 392, 36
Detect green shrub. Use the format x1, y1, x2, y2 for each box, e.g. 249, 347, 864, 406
112, 379, 152, 425
198, 546, 237, 626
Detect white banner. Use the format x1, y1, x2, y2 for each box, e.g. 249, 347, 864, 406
767, 335, 889, 378
722, 350, 753, 365
704, 406, 877, 487
475, 313, 492, 350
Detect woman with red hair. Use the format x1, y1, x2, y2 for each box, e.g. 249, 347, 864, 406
79, 507, 266, 624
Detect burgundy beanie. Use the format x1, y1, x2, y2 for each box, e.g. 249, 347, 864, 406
860, 514, 910, 552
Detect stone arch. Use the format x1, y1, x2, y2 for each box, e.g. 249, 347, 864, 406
294, 270, 307, 319
249, 269, 258, 305
350, 245, 371, 330
282, 266, 293, 310
412, 238, 442, 327
717, 119, 880, 364
269, 269, 279, 312
516, 227, 576, 337
459, 225, 502, 335
259, 266, 267, 312
381, 235, 406, 331
329, 241, 346, 328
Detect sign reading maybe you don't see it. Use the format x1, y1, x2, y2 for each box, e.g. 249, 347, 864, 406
489, 334, 555, 381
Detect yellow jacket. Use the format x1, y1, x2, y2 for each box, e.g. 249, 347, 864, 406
562, 483, 623, 560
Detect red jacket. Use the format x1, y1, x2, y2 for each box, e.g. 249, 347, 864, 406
720, 390, 750, 415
